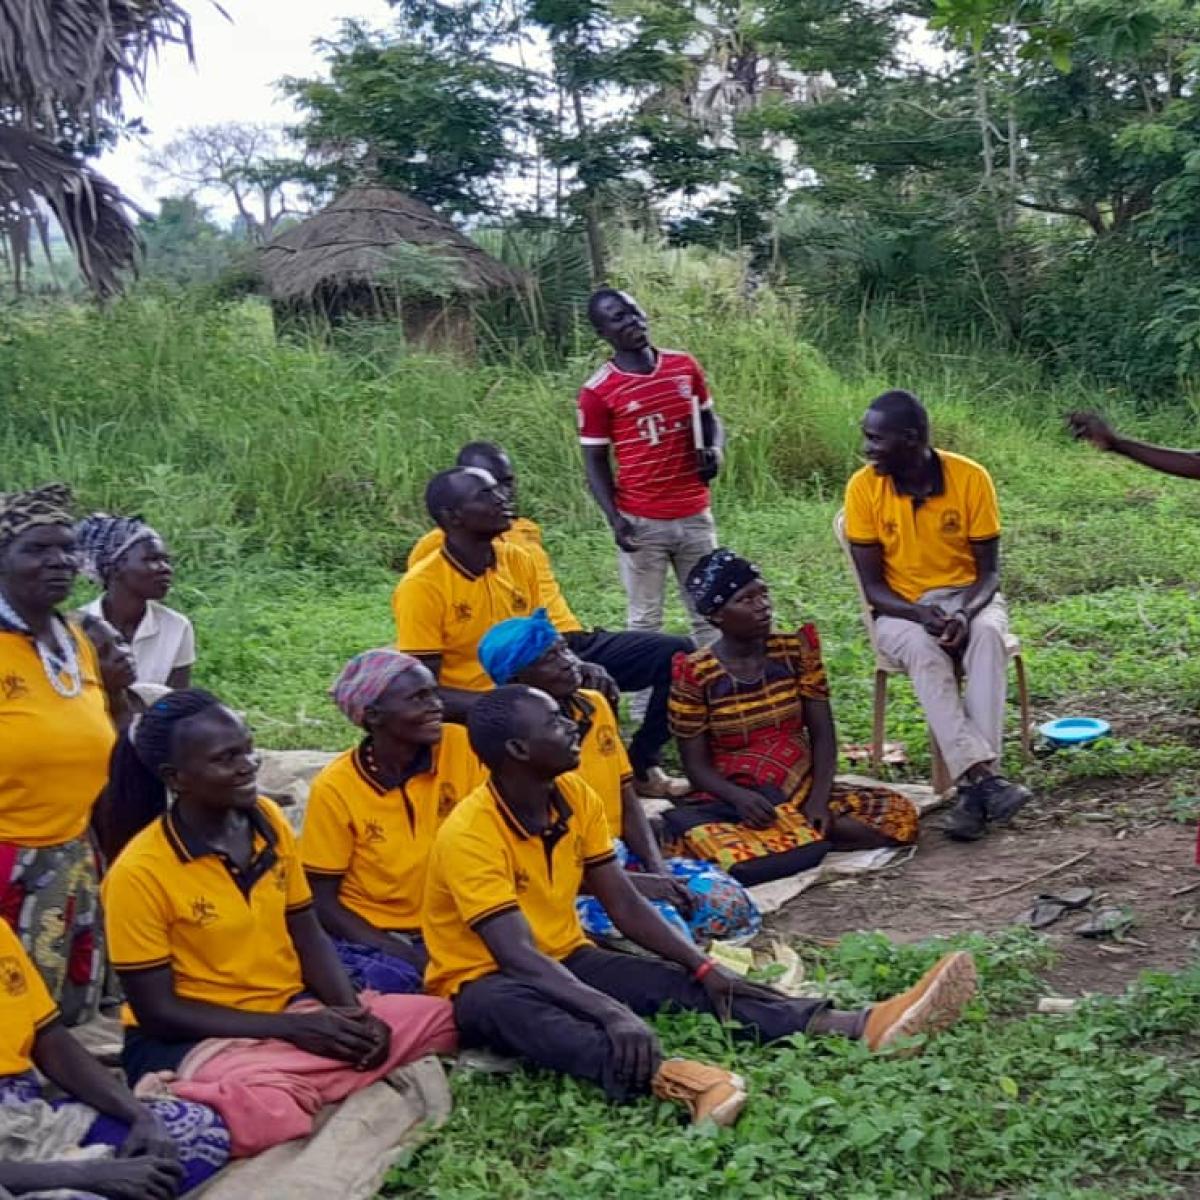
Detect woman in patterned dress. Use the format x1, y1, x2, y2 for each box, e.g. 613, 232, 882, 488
667, 549, 918, 887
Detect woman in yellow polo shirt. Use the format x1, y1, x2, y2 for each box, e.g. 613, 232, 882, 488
0, 484, 115, 1025
0, 916, 229, 1198
300, 649, 485, 991
478, 611, 761, 946
100, 689, 456, 1089
667, 550, 919, 886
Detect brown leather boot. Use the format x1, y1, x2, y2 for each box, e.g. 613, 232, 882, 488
651, 1058, 747, 1126
863, 951, 978, 1053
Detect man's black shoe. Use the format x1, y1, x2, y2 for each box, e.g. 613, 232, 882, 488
974, 774, 1031, 825
943, 787, 988, 841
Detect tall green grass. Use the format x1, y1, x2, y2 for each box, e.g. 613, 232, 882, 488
5, 235, 1200, 751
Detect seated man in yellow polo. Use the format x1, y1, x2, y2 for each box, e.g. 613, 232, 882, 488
300, 648, 485, 990
421, 684, 978, 1124
395, 467, 577, 723
406, 446, 691, 798
845, 389, 1030, 841
476, 610, 760, 946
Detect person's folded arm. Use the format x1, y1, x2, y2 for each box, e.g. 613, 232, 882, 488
958, 537, 1000, 622
307, 873, 417, 957
34, 1021, 145, 1127
585, 859, 706, 972
618, 779, 668, 873
287, 904, 360, 1008
474, 908, 631, 1025
848, 542, 928, 623
677, 734, 776, 828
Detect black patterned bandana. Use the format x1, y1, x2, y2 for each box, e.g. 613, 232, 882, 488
0, 483, 75, 554
686, 548, 761, 616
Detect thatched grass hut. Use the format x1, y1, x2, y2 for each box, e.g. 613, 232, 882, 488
258, 187, 523, 352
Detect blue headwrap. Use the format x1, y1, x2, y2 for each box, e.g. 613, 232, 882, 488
479, 608, 559, 685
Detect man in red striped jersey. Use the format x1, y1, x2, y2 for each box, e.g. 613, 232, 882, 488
579, 289, 725, 648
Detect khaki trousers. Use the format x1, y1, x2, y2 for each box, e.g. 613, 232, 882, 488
874, 589, 1010, 783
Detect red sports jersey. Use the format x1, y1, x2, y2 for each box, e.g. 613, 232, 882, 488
577, 349, 714, 520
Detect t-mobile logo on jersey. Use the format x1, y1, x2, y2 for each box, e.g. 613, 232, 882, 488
636, 412, 687, 446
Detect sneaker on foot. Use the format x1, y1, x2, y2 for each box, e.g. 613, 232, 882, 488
651, 1057, 747, 1126
974, 774, 1031, 825
943, 787, 987, 841
863, 951, 978, 1053
636, 766, 691, 800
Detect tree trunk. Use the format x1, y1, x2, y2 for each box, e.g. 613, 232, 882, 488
570, 86, 607, 285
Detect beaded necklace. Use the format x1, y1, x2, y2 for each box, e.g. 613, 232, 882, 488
0, 589, 83, 698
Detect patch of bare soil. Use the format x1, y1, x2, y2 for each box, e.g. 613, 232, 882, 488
771, 779, 1199, 997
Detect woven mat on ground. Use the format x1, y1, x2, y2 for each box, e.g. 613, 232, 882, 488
642, 775, 943, 916
191, 1055, 450, 1200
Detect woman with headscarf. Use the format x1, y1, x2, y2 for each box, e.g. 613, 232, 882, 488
667, 549, 919, 887
0, 484, 114, 1024
478, 611, 760, 945
299, 650, 486, 991
77, 513, 195, 688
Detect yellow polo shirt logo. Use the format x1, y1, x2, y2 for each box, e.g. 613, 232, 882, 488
597, 727, 617, 757
363, 819, 386, 845
940, 509, 962, 535
513, 867, 530, 894
1, 674, 28, 702
438, 783, 457, 819
190, 897, 218, 927
512, 592, 529, 613
453, 602, 473, 623
0, 956, 27, 996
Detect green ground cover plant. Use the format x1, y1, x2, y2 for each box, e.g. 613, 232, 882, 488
3, 239, 1198, 1196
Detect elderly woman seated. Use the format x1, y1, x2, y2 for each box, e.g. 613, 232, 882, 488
0, 917, 229, 1199
667, 550, 919, 887
300, 649, 485, 991
477, 610, 760, 945
99, 690, 457, 1155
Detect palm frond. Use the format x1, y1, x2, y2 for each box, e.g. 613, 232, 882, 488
0, 0, 196, 137
0, 125, 139, 295
0, 0, 203, 294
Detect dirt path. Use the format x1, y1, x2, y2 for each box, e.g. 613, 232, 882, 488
770, 780, 1199, 996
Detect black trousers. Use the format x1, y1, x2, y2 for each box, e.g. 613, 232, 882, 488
565, 629, 693, 776
453, 946, 827, 1101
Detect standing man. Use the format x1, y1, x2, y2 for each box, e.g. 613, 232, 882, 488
579, 288, 724, 647
844, 390, 1030, 841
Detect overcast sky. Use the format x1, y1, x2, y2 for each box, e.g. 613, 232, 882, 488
97, 0, 397, 212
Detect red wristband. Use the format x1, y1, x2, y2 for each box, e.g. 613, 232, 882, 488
692, 959, 717, 983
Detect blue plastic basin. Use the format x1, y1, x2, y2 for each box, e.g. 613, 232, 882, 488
1038, 717, 1111, 747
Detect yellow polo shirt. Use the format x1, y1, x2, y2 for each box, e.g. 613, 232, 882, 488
844, 450, 1002, 603
408, 519, 583, 635
0, 623, 114, 846
422, 775, 616, 998
0, 918, 59, 1075
301, 740, 485, 932
103, 799, 312, 1026
565, 689, 632, 837
393, 542, 544, 692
